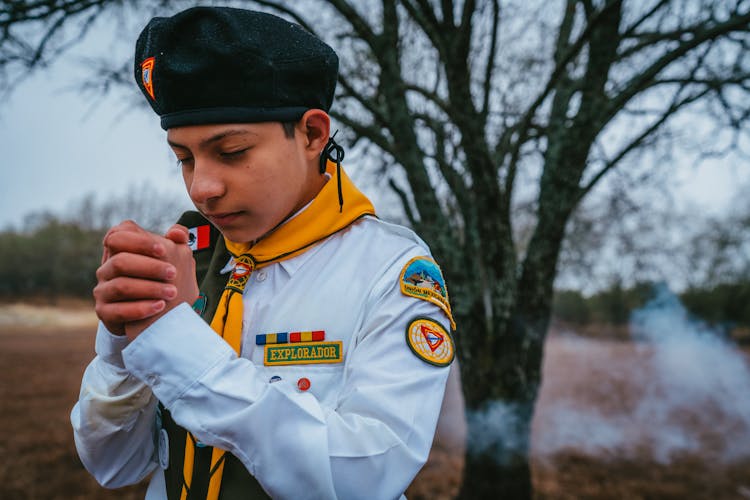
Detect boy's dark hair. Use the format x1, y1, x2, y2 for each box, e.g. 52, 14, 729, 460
281, 121, 295, 138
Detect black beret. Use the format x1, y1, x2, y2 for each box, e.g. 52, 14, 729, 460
134, 7, 339, 130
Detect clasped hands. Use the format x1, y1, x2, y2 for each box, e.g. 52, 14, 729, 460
93, 220, 199, 341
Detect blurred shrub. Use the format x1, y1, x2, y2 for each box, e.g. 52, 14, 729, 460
552, 290, 590, 324
553, 280, 749, 329
0, 185, 189, 302
0, 214, 104, 300
681, 282, 750, 328
553, 281, 654, 326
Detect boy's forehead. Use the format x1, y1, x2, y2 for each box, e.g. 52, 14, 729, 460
167, 123, 267, 146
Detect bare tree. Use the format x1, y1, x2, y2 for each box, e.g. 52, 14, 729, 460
3, 0, 750, 497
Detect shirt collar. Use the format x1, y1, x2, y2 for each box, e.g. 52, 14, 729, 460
220, 177, 333, 276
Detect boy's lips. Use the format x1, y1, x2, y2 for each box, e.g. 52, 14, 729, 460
205, 211, 242, 225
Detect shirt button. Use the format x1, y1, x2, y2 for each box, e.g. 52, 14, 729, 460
297, 377, 311, 392
146, 374, 157, 386
256, 270, 267, 282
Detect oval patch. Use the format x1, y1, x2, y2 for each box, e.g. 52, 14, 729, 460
405, 317, 455, 367
400, 257, 456, 330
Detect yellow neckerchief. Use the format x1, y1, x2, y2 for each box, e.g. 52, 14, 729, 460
180, 161, 375, 500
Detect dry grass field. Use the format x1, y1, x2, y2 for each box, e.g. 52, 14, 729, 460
1, 302, 749, 499
532, 333, 750, 499
0, 303, 146, 499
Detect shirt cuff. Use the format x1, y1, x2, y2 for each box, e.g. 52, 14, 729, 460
94, 322, 131, 369
121, 302, 237, 408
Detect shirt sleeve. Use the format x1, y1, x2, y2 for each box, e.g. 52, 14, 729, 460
70, 323, 159, 488
121, 266, 452, 499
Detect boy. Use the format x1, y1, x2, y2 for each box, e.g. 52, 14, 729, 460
71, 7, 455, 499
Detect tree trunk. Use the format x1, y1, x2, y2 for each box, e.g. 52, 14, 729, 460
452, 281, 550, 499
461, 449, 533, 499
450, 181, 566, 498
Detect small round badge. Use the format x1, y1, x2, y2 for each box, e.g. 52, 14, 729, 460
405, 317, 455, 367
297, 377, 311, 391
158, 429, 169, 470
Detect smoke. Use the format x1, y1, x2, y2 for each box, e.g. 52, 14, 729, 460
530, 284, 750, 463
467, 400, 531, 464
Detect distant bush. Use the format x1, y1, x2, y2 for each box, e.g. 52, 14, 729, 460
553, 281, 654, 326
681, 282, 750, 328
0, 186, 190, 302
0, 215, 104, 300
553, 281, 749, 329
552, 290, 590, 324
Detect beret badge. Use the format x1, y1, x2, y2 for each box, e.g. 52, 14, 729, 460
141, 56, 155, 100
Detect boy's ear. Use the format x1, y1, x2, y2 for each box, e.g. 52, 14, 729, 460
299, 109, 330, 166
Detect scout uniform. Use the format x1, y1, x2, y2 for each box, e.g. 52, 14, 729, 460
71, 8, 455, 499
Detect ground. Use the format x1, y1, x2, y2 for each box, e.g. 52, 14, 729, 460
1, 303, 749, 499
0, 303, 146, 499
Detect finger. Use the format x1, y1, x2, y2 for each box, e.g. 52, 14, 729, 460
95, 300, 166, 325
105, 230, 167, 258
100, 244, 111, 266
103, 220, 145, 243
94, 277, 177, 304
96, 252, 177, 282
100, 223, 133, 264
109, 219, 143, 233
165, 224, 190, 245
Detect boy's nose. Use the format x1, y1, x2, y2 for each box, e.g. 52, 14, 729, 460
189, 163, 225, 203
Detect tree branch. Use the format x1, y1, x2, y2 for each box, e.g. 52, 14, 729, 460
606, 9, 750, 122
498, 0, 622, 198
401, 0, 446, 54
404, 83, 454, 118
619, 0, 670, 38
330, 109, 393, 149
460, 0, 475, 33
250, 1, 320, 35
0, 0, 104, 27
440, 0, 454, 26
415, 113, 471, 210
337, 74, 391, 129
323, 0, 379, 48
388, 178, 418, 226
576, 87, 711, 202
480, 0, 500, 121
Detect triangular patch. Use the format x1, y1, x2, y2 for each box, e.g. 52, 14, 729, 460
421, 324, 444, 352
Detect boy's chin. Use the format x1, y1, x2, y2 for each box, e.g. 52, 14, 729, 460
218, 225, 267, 245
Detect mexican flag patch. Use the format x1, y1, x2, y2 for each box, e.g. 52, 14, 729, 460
187, 224, 210, 251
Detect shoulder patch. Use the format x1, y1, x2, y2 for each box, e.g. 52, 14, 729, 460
400, 256, 456, 330
188, 224, 211, 251
405, 317, 455, 367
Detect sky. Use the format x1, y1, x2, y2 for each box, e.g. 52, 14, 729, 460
0, 67, 191, 229
0, 12, 748, 232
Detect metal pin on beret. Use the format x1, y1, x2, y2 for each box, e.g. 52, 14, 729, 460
134, 7, 339, 130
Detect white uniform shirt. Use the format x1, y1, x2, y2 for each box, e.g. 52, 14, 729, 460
71, 216, 452, 499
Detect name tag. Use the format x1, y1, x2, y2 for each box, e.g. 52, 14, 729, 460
264, 341, 343, 366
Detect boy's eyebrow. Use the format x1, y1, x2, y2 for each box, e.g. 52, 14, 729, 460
167, 129, 256, 149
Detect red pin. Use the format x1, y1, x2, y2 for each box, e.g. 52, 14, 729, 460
297, 377, 311, 391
